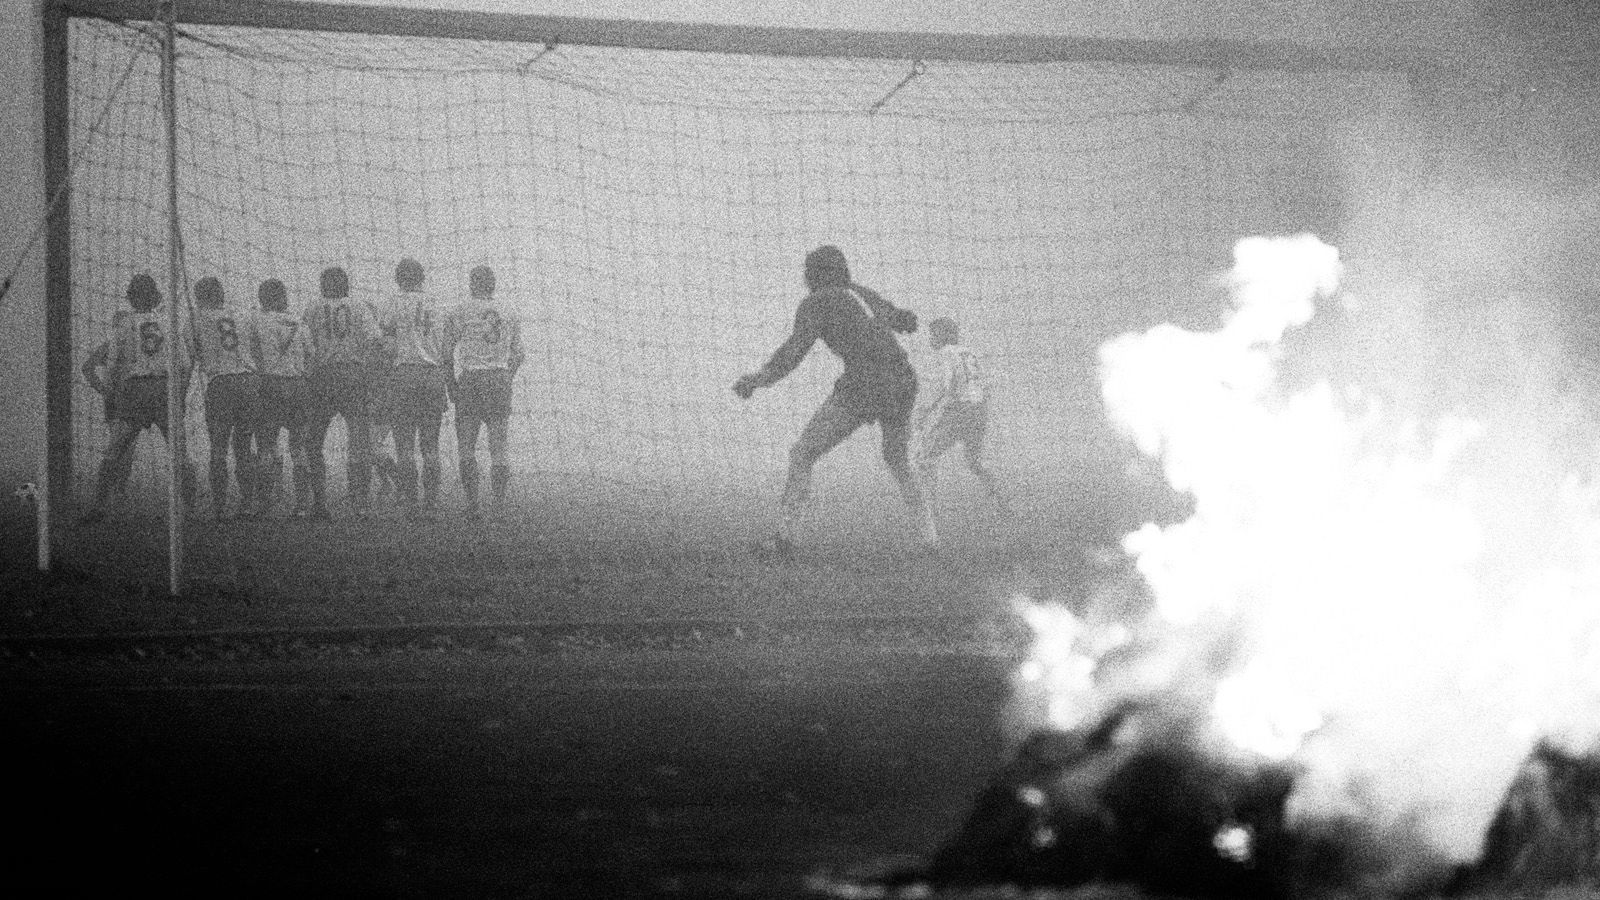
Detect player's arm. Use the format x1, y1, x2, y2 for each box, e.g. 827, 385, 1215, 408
81, 339, 111, 395
507, 315, 525, 377
851, 282, 917, 334
734, 298, 820, 399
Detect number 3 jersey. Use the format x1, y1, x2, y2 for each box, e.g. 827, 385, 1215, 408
192, 306, 259, 378
254, 308, 309, 378
109, 307, 190, 380
446, 296, 523, 373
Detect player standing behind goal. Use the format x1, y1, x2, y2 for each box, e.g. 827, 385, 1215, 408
914, 317, 1008, 516
302, 265, 381, 520
379, 258, 452, 520
78, 273, 198, 524
732, 244, 938, 556
443, 265, 524, 518
252, 278, 311, 517
191, 276, 263, 519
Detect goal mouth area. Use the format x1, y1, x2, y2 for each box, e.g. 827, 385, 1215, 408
42, 0, 1412, 584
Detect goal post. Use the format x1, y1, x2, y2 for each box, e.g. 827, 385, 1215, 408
39, 0, 1424, 575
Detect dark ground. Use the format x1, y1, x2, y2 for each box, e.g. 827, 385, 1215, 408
0, 498, 1107, 898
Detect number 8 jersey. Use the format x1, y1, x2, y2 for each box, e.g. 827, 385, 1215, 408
193, 306, 259, 378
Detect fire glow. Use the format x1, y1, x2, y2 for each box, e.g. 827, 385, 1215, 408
1013, 234, 1600, 869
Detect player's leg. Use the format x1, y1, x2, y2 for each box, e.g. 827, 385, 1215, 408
286, 379, 313, 517
303, 378, 334, 519
368, 377, 398, 502
486, 417, 512, 507
483, 369, 515, 508
341, 378, 374, 515
419, 371, 446, 513
232, 376, 261, 517
777, 395, 862, 549
253, 378, 283, 516
916, 413, 960, 509
204, 382, 232, 519
80, 416, 142, 523
879, 383, 938, 548
455, 412, 483, 517
960, 404, 1010, 515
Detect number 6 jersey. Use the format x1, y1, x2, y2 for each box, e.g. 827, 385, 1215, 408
109, 306, 190, 381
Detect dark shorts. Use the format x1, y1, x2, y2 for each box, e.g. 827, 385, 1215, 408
258, 375, 309, 435
388, 364, 449, 426
111, 376, 170, 430
830, 367, 917, 429
204, 372, 260, 429
307, 364, 372, 425
454, 368, 514, 421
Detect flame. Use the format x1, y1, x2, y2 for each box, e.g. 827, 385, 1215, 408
1013, 233, 1600, 866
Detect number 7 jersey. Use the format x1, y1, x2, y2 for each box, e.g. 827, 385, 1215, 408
255, 308, 309, 377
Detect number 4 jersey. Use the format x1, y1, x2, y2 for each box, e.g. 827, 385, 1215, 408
110, 307, 190, 380
446, 297, 523, 373
192, 306, 259, 378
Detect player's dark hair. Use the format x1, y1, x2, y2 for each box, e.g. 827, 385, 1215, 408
470, 265, 495, 298
395, 257, 424, 291
258, 278, 288, 312
126, 273, 160, 311
194, 276, 224, 309
929, 317, 958, 342
320, 266, 348, 299
804, 245, 850, 291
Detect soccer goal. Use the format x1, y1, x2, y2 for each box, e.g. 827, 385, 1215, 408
42, 0, 1415, 564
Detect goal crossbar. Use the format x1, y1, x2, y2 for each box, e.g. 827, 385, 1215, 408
50, 0, 1435, 74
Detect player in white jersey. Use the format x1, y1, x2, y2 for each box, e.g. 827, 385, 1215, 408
443, 265, 524, 517
379, 258, 451, 518
914, 316, 1007, 514
253, 278, 311, 517
78, 273, 197, 524
192, 276, 262, 519
302, 265, 382, 520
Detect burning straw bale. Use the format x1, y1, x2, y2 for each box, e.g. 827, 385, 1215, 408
1451, 741, 1600, 896
927, 706, 1296, 899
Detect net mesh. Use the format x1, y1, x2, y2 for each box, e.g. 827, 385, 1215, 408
63, 14, 1407, 545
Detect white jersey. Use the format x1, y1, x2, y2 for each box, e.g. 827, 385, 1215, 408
381, 289, 449, 368
446, 296, 523, 373
303, 295, 380, 370
255, 309, 308, 378
935, 343, 987, 407
109, 307, 190, 381
192, 306, 259, 378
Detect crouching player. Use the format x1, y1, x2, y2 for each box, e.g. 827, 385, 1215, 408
732, 244, 937, 554
192, 276, 262, 519
78, 273, 198, 524
444, 265, 523, 517
915, 316, 1008, 515
253, 278, 310, 517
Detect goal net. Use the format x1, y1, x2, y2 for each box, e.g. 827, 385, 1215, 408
57, 6, 1407, 548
